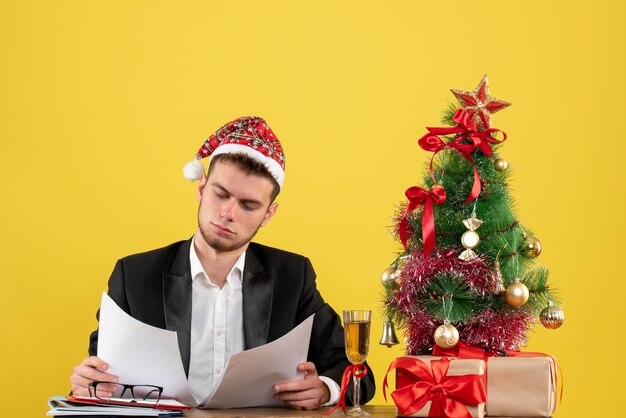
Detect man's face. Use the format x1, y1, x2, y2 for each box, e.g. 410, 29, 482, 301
196, 160, 278, 253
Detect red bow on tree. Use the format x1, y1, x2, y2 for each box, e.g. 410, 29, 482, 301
418, 109, 507, 203
383, 357, 486, 418
399, 184, 446, 257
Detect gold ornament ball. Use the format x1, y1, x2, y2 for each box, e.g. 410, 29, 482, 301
505, 281, 530, 307
433, 323, 459, 349
540, 305, 565, 329
381, 267, 397, 287
522, 236, 542, 258
494, 158, 508, 171
393, 266, 404, 285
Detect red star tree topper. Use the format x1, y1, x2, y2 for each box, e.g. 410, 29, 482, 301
451, 74, 511, 129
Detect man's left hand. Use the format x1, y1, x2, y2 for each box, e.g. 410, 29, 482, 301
273, 362, 330, 410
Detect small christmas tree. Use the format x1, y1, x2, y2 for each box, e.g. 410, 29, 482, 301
380, 76, 564, 355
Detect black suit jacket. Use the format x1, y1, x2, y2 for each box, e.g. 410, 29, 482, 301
88, 239, 375, 404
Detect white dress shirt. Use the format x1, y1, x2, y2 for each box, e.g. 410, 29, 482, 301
188, 238, 245, 403
187, 237, 340, 405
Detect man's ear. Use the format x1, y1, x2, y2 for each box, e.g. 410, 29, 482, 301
197, 173, 208, 202
261, 202, 279, 227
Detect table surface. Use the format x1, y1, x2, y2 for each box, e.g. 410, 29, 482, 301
183, 405, 395, 417
183, 405, 552, 418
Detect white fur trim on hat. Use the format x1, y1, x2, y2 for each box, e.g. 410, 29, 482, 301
211, 143, 285, 190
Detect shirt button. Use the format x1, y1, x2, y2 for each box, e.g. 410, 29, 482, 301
217, 330, 223, 336
216, 368, 222, 374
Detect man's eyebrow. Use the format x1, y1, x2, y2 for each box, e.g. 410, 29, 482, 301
211, 182, 230, 194
211, 182, 264, 206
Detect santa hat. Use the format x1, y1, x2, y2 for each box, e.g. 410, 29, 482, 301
183, 116, 285, 190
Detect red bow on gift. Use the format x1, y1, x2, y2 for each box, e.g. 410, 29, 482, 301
418, 109, 507, 203
383, 357, 486, 418
399, 184, 446, 257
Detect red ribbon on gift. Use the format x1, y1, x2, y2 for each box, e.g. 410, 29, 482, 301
383, 357, 486, 418
418, 109, 507, 203
433, 342, 491, 360
325, 364, 368, 416
399, 185, 447, 257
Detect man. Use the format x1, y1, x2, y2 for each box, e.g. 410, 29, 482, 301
70, 116, 375, 410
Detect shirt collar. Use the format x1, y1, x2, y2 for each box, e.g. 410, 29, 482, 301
189, 235, 246, 288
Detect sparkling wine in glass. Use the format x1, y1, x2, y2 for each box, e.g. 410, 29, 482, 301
343, 310, 371, 416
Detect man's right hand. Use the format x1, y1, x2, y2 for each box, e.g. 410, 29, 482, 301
70, 356, 119, 397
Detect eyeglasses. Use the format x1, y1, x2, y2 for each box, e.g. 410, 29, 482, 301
88, 381, 163, 404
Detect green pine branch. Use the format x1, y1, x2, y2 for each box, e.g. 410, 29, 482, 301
423, 273, 491, 322
521, 267, 560, 313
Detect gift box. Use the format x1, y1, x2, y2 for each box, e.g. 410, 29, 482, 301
387, 355, 486, 418
486, 356, 557, 417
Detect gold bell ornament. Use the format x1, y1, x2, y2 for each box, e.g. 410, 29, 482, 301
540, 301, 565, 329
379, 318, 400, 347
505, 278, 529, 307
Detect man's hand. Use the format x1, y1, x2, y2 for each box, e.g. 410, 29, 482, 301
70, 356, 119, 397
273, 362, 330, 410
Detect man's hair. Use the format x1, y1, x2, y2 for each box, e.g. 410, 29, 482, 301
208, 153, 280, 202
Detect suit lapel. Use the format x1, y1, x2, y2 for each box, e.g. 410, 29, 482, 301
242, 245, 273, 349
162, 238, 193, 376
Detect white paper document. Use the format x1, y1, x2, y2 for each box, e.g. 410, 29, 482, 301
97, 292, 314, 409
200, 314, 313, 408
98, 292, 195, 405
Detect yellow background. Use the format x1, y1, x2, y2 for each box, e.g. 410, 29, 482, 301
1, 1, 624, 416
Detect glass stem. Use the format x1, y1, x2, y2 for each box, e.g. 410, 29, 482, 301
352, 375, 361, 409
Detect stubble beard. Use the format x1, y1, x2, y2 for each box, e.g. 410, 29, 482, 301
198, 221, 263, 253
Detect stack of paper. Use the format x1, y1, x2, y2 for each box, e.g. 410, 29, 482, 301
47, 396, 186, 417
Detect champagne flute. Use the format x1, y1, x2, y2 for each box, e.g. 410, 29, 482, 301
343, 310, 371, 416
